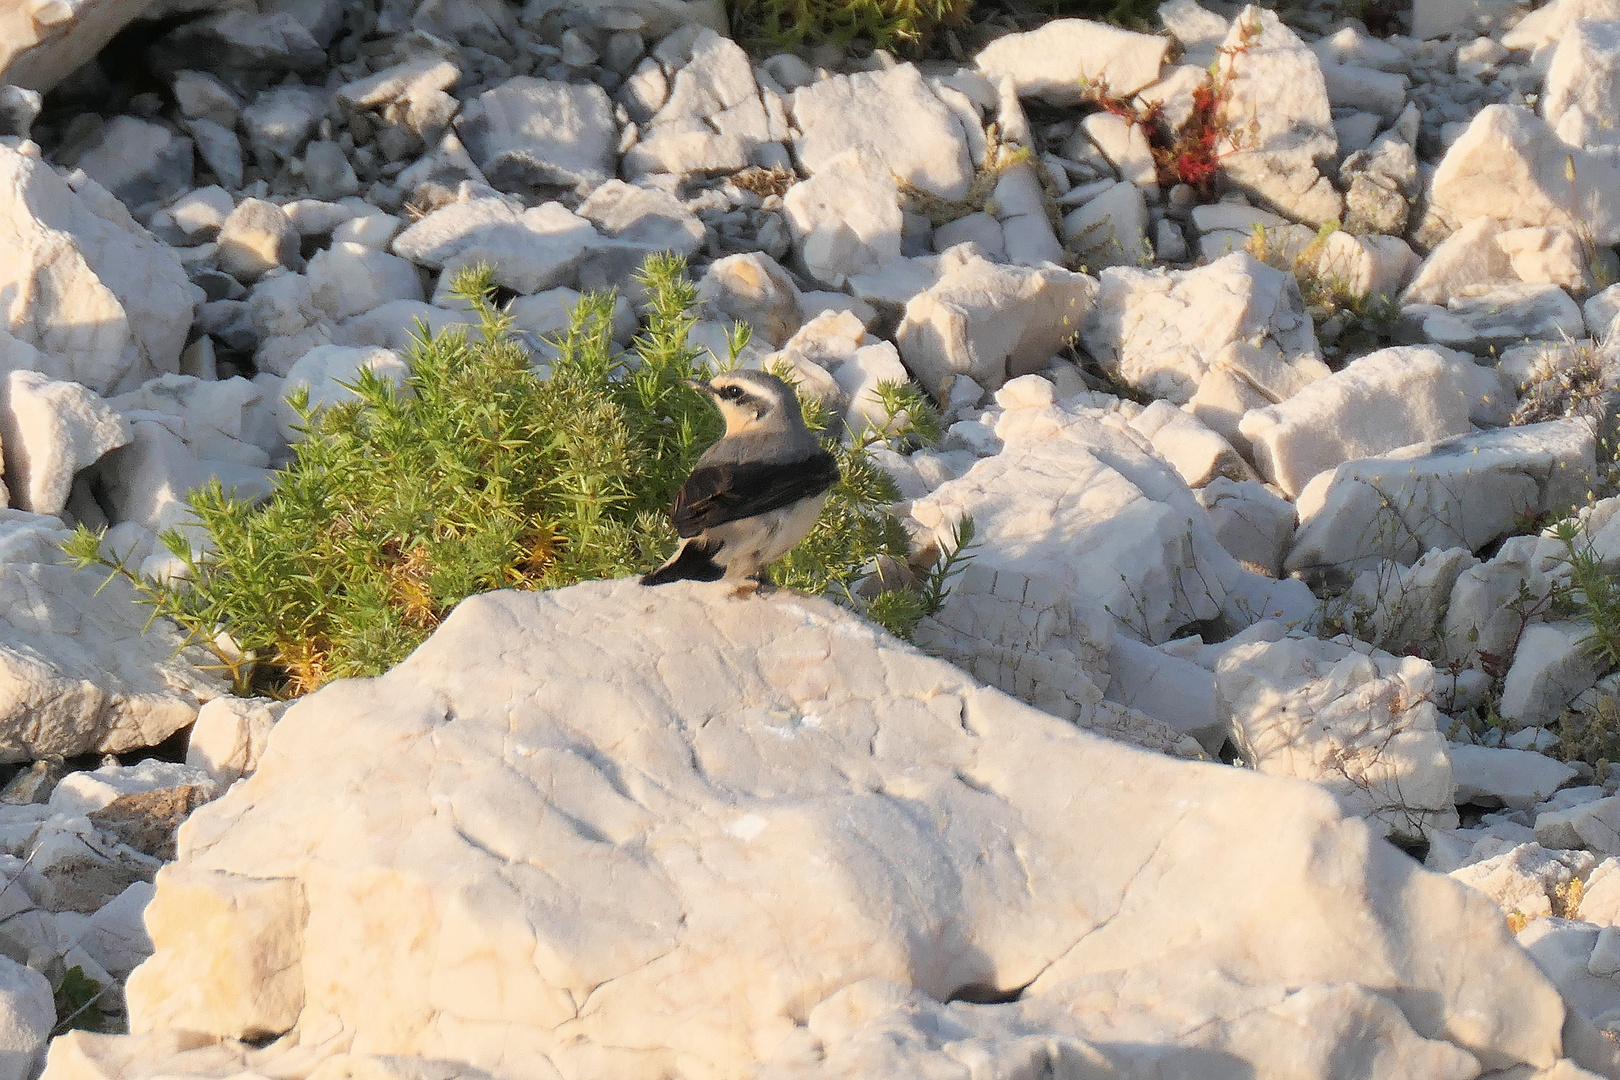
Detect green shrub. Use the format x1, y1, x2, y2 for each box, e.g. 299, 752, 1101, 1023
729, 0, 972, 53
65, 255, 966, 697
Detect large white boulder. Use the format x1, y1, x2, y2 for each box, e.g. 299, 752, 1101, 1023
0, 0, 161, 94
392, 195, 598, 295
0, 368, 129, 515
1543, 17, 1620, 147
1238, 346, 1508, 497
894, 255, 1098, 396
1079, 253, 1319, 405
455, 78, 616, 194
0, 143, 199, 395
781, 149, 901, 287
64, 578, 1600, 1079
1429, 105, 1620, 244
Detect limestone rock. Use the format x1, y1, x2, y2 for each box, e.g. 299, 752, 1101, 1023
0, 548, 223, 762
0, 955, 53, 1080
975, 19, 1168, 104
0, 143, 199, 395
791, 64, 973, 202
71, 116, 193, 213
186, 697, 286, 787
392, 195, 597, 295
695, 253, 801, 349
456, 78, 616, 194
911, 379, 1240, 648
0, 369, 129, 515
1217, 633, 1457, 839
1079, 253, 1319, 405
275, 345, 409, 442
1238, 345, 1508, 498
305, 243, 424, 323
1500, 621, 1606, 727
781, 149, 901, 288
1288, 421, 1597, 580
217, 199, 301, 285
894, 255, 1098, 396
1429, 105, 1620, 245
1215, 7, 1344, 225
1451, 748, 1580, 810
92, 578, 1575, 1078
0, 0, 164, 94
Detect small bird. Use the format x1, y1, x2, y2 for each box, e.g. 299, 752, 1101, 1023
642, 370, 840, 588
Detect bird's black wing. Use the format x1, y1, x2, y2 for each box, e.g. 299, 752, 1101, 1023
671, 449, 840, 538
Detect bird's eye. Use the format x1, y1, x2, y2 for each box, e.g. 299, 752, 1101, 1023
720, 385, 744, 401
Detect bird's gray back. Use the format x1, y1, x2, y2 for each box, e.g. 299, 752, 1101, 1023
697, 424, 822, 467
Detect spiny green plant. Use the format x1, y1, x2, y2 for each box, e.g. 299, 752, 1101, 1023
64, 255, 966, 697
1245, 221, 1400, 359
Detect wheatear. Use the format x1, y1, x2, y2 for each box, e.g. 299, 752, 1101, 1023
641, 370, 839, 587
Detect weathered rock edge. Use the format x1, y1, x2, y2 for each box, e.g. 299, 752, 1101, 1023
55, 580, 1595, 1079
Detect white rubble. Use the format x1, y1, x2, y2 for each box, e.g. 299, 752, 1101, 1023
187, 697, 287, 787
0, 527, 223, 761
1195, 477, 1296, 577
1537, 796, 1620, 856
1216, 633, 1456, 838
1452, 842, 1591, 918
391, 194, 597, 295
0, 143, 199, 395
216, 200, 301, 285
1544, 18, 1620, 148
1080, 253, 1320, 404
1128, 400, 1254, 488
305, 243, 425, 323
1500, 621, 1606, 727
275, 346, 410, 443
781, 150, 901, 287
1238, 346, 1509, 497
0, 955, 53, 1080
77, 579, 1591, 1079
894, 255, 1098, 396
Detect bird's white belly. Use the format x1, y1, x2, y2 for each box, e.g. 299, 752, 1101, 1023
709, 492, 829, 579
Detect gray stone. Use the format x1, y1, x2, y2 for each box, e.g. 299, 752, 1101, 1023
184, 118, 244, 191
148, 9, 325, 77
171, 71, 241, 129
302, 141, 359, 201
241, 85, 326, 163
72, 116, 193, 212
217, 199, 302, 284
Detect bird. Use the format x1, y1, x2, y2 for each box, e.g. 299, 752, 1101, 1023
641, 370, 840, 589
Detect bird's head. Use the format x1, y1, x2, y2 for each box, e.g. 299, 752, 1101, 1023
687, 370, 805, 436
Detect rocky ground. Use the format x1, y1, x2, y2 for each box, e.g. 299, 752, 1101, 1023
0, 0, 1619, 1075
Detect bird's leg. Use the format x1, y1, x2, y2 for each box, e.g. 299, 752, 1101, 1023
748, 567, 778, 597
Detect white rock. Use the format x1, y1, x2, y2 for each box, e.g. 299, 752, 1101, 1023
792, 64, 973, 202
392, 196, 597, 295
241, 84, 324, 162
1429, 105, 1620, 245
0, 955, 53, 1080
830, 343, 908, 434
1195, 477, 1296, 577
168, 186, 234, 239
1413, 284, 1588, 349
1215, 7, 1343, 225
1537, 795, 1620, 855
1062, 179, 1151, 269
695, 253, 801, 349
147, 9, 324, 78
1320, 62, 1409, 120
335, 300, 479, 354
1413, 0, 1519, 38
276, 345, 410, 443
0, 144, 199, 395
1078, 112, 1157, 193
1106, 633, 1223, 751
72, 116, 194, 213
1344, 546, 1479, 657
1220, 635, 1455, 838
330, 213, 404, 251
216, 199, 301, 284
1288, 421, 1596, 579
1500, 227, 1594, 293
1128, 399, 1254, 488
1401, 217, 1517, 305
306, 243, 425, 323
95, 418, 273, 535
1518, 918, 1620, 1029
184, 118, 243, 190
1239, 346, 1507, 497
0, 553, 223, 761
51, 759, 220, 817
782, 149, 901, 288
1452, 748, 1580, 810
75, 579, 1579, 1079
912, 389, 1239, 647
186, 697, 286, 787
975, 19, 1168, 104
1079, 253, 1319, 404
1584, 857, 1620, 924
1500, 621, 1606, 726
933, 212, 1005, 258
1502, 0, 1620, 64
456, 78, 616, 193
1592, 924, 1620, 975
172, 71, 241, 128
894, 255, 1098, 396
0, 369, 129, 515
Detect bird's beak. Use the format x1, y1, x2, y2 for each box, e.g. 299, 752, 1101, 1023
684, 379, 715, 396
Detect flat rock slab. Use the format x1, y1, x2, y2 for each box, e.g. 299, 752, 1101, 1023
85, 579, 1584, 1080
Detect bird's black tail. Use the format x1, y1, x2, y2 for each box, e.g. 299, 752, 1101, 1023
641, 539, 725, 585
